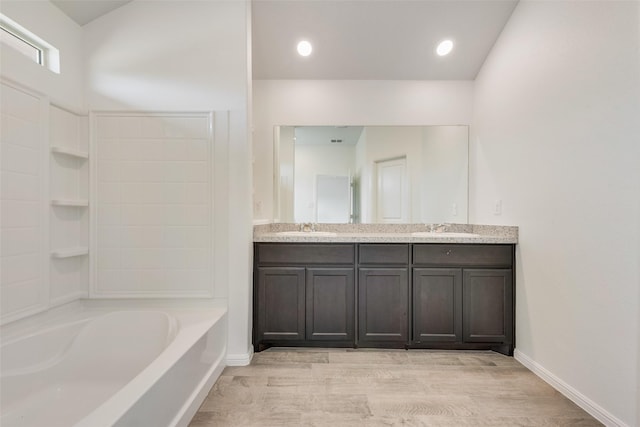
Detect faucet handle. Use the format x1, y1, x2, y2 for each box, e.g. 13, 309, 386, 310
427, 223, 449, 233
437, 223, 450, 232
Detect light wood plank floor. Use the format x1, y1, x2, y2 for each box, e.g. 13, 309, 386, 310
190, 348, 601, 426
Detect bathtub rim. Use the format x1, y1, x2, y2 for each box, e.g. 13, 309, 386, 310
1, 310, 179, 378
0, 298, 226, 342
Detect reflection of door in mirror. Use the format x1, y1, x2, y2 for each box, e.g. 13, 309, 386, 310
375, 157, 408, 223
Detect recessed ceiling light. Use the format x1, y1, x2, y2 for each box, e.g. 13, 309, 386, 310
297, 40, 312, 57
436, 39, 454, 56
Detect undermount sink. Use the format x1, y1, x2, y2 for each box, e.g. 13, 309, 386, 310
411, 232, 481, 238
276, 231, 338, 237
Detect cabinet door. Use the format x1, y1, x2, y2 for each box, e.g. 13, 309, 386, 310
413, 268, 462, 343
306, 268, 355, 341
463, 269, 513, 343
257, 267, 305, 341
358, 268, 408, 343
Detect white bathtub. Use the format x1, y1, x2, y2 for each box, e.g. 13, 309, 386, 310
0, 301, 227, 427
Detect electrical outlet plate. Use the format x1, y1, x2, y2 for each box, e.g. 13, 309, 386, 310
494, 199, 502, 215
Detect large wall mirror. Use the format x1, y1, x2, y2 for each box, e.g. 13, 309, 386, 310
274, 125, 469, 224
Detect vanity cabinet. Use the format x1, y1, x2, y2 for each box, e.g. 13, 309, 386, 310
462, 269, 513, 344
358, 244, 409, 346
413, 268, 463, 342
256, 267, 305, 341
412, 244, 514, 354
254, 244, 356, 349
306, 267, 355, 341
254, 242, 515, 355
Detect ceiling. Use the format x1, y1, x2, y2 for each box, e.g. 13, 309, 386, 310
252, 0, 518, 80
50, 0, 518, 80
294, 126, 364, 146
51, 0, 133, 26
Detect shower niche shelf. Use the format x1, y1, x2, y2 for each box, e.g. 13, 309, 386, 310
51, 247, 89, 259
49, 105, 90, 303
50, 146, 89, 159
51, 199, 89, 207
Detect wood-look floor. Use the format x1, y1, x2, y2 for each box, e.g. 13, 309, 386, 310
189, 348, 601, 426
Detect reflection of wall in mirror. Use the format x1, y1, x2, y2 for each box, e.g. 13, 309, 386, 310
294, 143, 356, 222
354, 128, 368, 223
276, 126, 295, 222
316, 175, 351, 223
421, 126, 468, 223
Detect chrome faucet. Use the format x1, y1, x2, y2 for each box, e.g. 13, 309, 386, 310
428, 223, 449, 233
300, 222, 316, 232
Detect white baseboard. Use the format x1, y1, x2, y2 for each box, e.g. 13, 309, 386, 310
226, 346, 254, 366
514, 349, 628, 427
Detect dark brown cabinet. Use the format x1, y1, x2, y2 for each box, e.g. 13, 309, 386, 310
254, 242, 515, 355
306, 268, 355, 341
254, 244, 356, 349
358, 268, 408, 344
357, 244, 410, 346
463, 269, 513, 343
412, 244, 514, 354
413, 268, 462, 343
256, 267, 305, 341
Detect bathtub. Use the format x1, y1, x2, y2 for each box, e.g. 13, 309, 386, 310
0, 301, 227, 427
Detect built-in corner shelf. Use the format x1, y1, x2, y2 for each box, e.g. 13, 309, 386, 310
51, 247, 89, 259
50, 146, 89, 159
51, 199, 89, 207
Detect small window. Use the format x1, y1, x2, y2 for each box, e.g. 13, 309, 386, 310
0, 14, 60, 74
0, 26, 43, 64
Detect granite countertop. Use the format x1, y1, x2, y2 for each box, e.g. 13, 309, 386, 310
253, 223, 518, 244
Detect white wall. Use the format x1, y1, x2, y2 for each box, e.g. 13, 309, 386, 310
0, 0, 84, 111
84, 0, 253, 363
253, 80, 474, 221
83, 1, 247, 112
471, 1, 640, 425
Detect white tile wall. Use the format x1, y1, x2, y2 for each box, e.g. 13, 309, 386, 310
1, 82, 47, 323
93, 114, 213, 297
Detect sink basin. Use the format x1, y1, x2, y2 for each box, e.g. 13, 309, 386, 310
411, 232, 481, 238
276, 231, 338, 237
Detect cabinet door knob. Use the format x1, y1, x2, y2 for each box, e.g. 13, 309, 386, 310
446, 250, 452, 255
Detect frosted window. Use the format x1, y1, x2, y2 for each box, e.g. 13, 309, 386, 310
0, 27, 42, 65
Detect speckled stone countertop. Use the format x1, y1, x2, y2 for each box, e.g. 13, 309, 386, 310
254, 223, 518, 244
